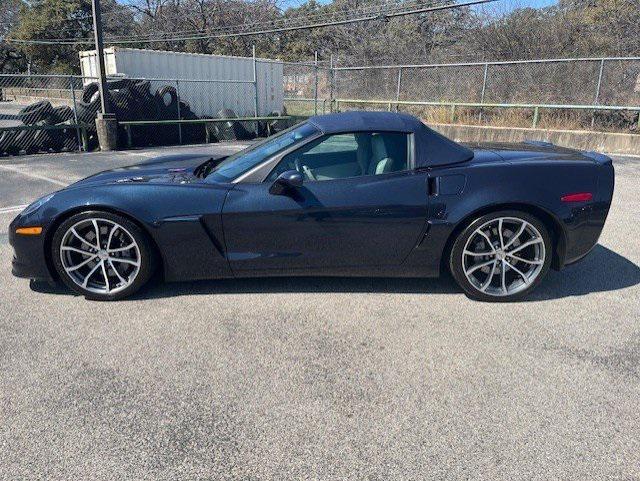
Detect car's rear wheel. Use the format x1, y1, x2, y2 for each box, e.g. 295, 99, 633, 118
51, 211, 156, 300
450, 210, 552, 302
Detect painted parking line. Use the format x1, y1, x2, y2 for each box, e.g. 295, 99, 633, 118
0, 204, 28, 214
0, 165, 69, 187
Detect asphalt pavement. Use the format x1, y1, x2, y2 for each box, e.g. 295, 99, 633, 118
0, 144, 639, 480
0, 102, 23, 128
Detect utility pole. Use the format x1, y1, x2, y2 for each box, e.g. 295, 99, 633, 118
91, 0, 118, 150
92, 0, 111, 115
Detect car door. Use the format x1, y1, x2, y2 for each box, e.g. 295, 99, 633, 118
221, 131, 430, 274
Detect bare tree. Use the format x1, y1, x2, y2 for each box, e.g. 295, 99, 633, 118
0, 0, 25, 72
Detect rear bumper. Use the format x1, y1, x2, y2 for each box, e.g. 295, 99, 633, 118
9, 216, 53, 281
560, 156, 614, 267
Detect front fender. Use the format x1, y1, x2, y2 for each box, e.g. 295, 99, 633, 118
13, 182, 233, 283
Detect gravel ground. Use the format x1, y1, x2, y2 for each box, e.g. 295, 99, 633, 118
0, 145, 639, 480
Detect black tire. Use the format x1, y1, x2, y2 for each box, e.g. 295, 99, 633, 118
33, 128, 57, 152
76, 98, 100, 125
0, 130, 19, 154
256, 120, 269, 137
449, 210, 552, 302
268, 107, 290, 134
45, 105, 74, 125
47, 128, 66, 151
107, 78, 132, 90
51, 211, 157, 300
18, 100, 54, 125
59, 128, 79, 151
178, 101, 196, 119
130, 80, 151, 97
155, 85, 178, 112
214, 108, 253, 140
108, 88, 135, 119
212, 109, 236, 141
14, 128, 39, 153
204, 121, 219, 143
82, 82, 99, 103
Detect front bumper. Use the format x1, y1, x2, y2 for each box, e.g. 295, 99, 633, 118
9, 215, 53, 281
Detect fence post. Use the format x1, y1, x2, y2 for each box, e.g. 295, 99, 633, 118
252, 45, 259, 135
314, 51, 319, 116
591, 58, 605, 129
329, 54, 334, 113
175, 79, 183, 145
479, 62, 489, 122
532, 106, 539, 128
450, 104, 456, 123
395, 67, 403, 112
69, 76, 83, 151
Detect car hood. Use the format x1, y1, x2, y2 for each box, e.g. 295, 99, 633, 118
65, 153, 224, 189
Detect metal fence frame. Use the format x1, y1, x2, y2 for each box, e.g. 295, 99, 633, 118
2, 55, 639, 156
321, 56, 640, 129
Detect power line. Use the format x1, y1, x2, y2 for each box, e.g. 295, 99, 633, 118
6, 0, 496, 45
2, 0, 295, 41
105, 0, 434, 40
6, 0, 430, 41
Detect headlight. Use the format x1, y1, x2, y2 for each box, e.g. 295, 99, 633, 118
21, 193, 55, 216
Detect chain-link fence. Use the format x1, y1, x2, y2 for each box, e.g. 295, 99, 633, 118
0, 65, 295, 156
2, 56, 639, 157
90, 76, 264, 148
282, 60, 332, 117
0, 74, 84, 155
331, 57, 640, 131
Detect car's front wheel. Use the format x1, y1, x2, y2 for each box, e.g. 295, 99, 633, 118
51, 211, 156, 300
450, 210, 552, 302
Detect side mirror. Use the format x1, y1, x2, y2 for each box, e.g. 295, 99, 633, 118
269, 170, 303, 195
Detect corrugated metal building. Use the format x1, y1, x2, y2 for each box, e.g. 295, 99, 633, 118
79, 47, 284, 117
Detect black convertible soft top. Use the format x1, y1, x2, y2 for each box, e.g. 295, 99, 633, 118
307, 111, 474, 167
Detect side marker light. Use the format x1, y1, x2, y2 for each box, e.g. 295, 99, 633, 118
16, 227, 43, 235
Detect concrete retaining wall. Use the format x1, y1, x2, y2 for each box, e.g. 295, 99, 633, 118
431, 123, 640, 156
1, 88, 77, 107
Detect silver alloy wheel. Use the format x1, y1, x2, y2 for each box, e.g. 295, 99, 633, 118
59, 218, 141, 295
462, 216, 546, 297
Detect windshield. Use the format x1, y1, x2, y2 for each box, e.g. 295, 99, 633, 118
207, 122, 319, 182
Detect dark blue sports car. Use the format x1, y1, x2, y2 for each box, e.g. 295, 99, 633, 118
10, 111, 614, 301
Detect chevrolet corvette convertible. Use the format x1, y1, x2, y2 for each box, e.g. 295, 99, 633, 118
10, 111, 614, 301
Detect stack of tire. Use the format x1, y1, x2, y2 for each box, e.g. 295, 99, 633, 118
0, 101, 79, 156
266, 106, 290, 134
210, 108, 256, 142
80, 79, 206, 147
209, 108, 290, 141
152, 84, 205, 146
80, 79, 157, 148
1, 77, 288, 156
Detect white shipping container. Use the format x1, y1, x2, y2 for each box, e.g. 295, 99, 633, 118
79, 47, 284, 117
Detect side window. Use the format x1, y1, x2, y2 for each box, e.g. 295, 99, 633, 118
267, 131, 410, 182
